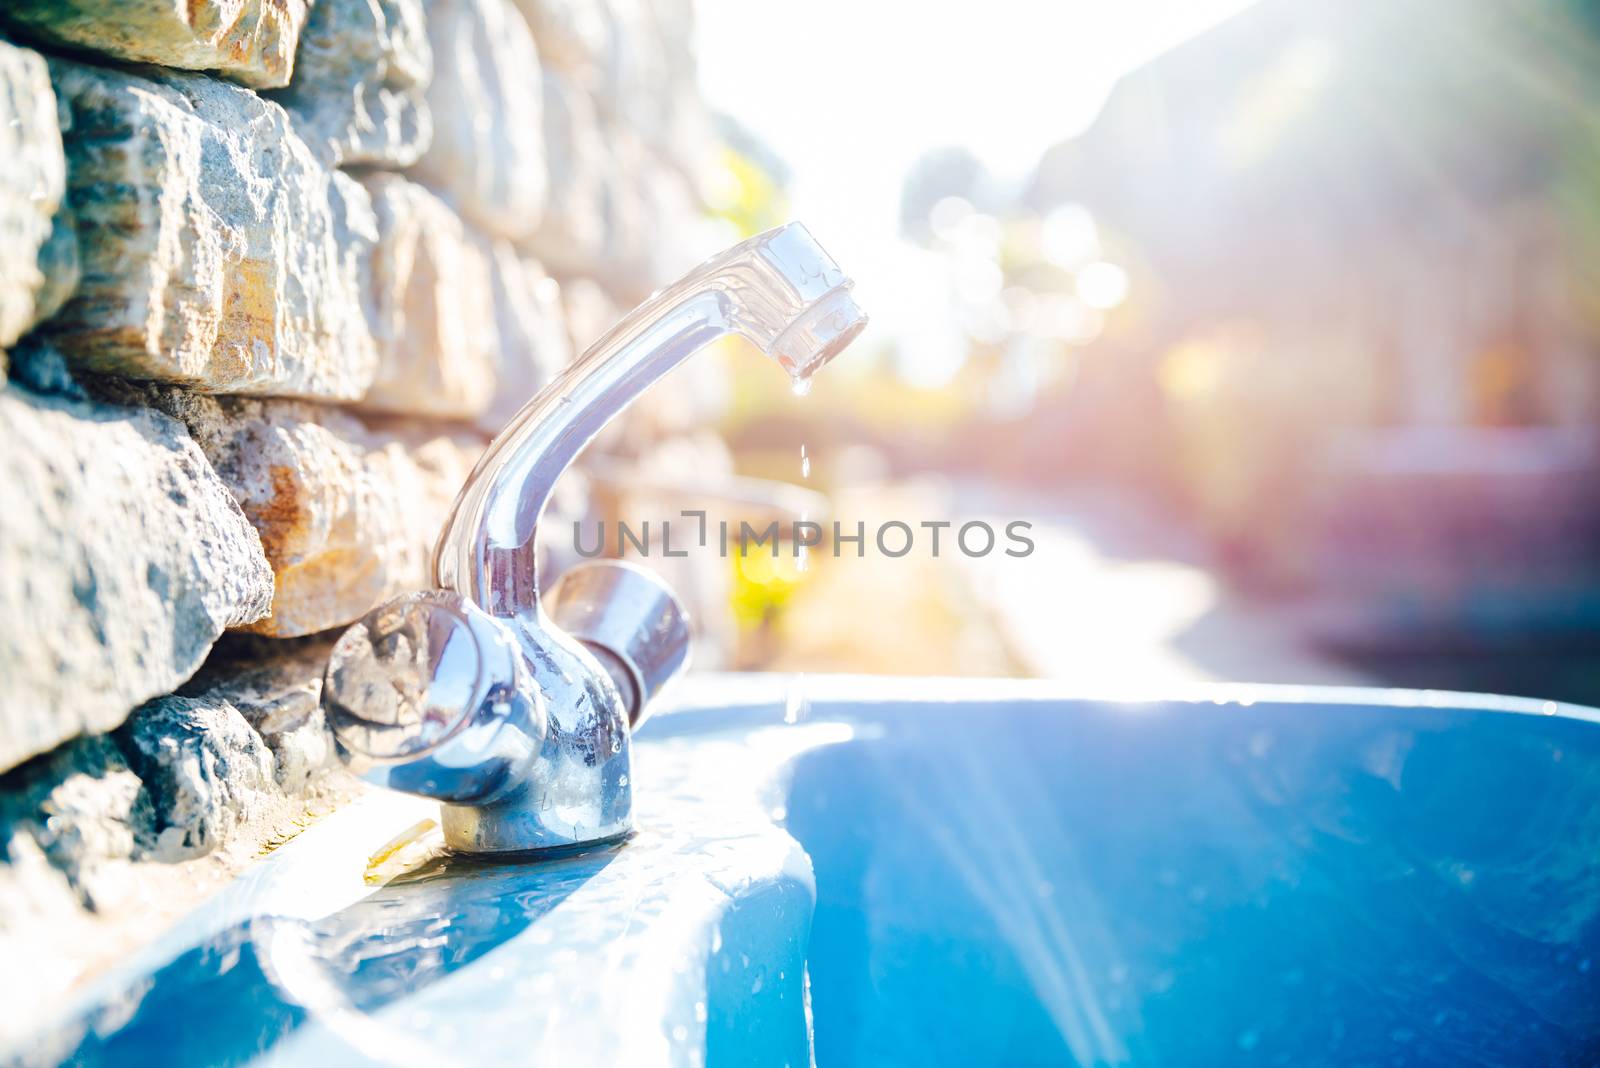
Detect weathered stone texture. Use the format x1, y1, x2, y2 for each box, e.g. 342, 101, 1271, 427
478, 242, 572, 430
595, 127, 656, 297
510, 0, 609, 84
139, 390, 483, 637
0, 829, 95, 963
634, 0, 715, 177
411, 0, 548, 241
592, 0, 670, 132
0, 666, 349, 1050
1, 0, 312, 89
561, 275, 622, 354
43, 60, 380, 400
359, 173, 499, 418
181, 636, 338, 792
121, 639, 346, 857
0, 386, 275, 773
269, 0, 433, 168
0, 822, 117, 1054
0, 639, 342, 918
641, 163, 708, 289
31, 210, 81, 334
5, 338, 86, 399
117, 697, 279, 861
525, 71, 607, 276
0, 41, 71, 352
0, 736, 144, 911
0, 0, 735, 1022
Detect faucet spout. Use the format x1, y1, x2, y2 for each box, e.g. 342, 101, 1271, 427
324, 223, 864, 854
433, 222, 866, 622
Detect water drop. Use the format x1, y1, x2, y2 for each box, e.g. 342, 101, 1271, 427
800, 444, 810, 480
784, 675, 809, 724
790, 376, 813, 397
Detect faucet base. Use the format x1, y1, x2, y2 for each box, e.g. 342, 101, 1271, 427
437, 664, 636, 855
323, 224, 865, 858
444, 808, 636, 856
440, 793, 635, 854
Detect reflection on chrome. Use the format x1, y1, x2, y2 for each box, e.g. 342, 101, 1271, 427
322, 224, 868, 854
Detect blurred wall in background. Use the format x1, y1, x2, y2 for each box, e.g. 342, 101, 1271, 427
878, 0, 1600, 696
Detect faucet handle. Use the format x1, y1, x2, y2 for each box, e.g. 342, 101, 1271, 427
545, 560, 691, 729
322, 590, 547, 803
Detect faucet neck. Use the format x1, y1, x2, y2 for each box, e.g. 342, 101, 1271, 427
434, 287, 730, 618
431, 223, 864, 622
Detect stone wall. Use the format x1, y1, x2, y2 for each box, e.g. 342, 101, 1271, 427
0, 0, 720, 1027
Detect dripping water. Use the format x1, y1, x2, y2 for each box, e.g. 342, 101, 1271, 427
784, 674, 809, 725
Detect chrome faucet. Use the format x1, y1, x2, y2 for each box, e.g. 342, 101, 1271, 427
321, 224, 866, 854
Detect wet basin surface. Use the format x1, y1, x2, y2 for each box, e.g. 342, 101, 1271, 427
21, 677, 1600, 1067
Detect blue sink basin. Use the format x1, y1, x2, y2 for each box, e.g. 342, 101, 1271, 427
21, 677, 1600, 1066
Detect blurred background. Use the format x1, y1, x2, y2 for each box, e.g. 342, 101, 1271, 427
657, 0, 1600, 702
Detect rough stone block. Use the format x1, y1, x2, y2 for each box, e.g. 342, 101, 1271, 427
0, 40, 72, 352
592, 0, 670, 131
641, 162, 710, 289
0, 385, 275, 773
594, 127, 655, 297
116, 697, 277, 861
42, 59, 380, 400
636, 0, 714, 175
524, 71, 607, 276
0, 831, 99, 1040
30, 210, 81, 335
359, 173, 499, 418
0, 645, 353, 1046
269, 0, 433, 168
411, 0, 547, 241
137, 390, 483, 637
509, 0, 608, 84
1, 0, 312, 89
0, 736, 144, 910
117, 637, 352, 860
478, 241, 571, 431
561, 275, 622, 355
